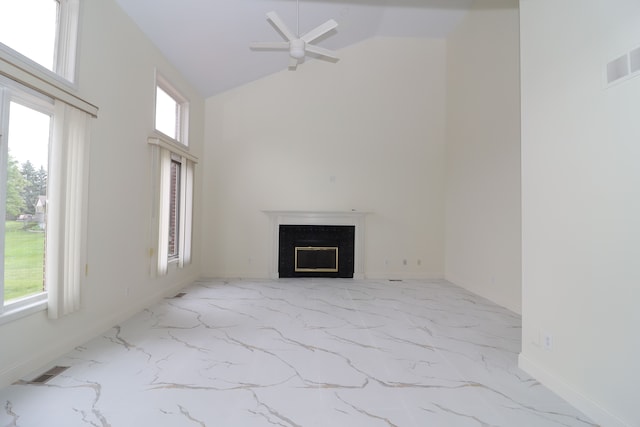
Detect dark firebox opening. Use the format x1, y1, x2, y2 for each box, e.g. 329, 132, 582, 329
278, 225, 355, 278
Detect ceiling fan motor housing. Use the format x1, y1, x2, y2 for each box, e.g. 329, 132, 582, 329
290, 39, 306, 59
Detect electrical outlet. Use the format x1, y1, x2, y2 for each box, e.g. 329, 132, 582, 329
417, 259, 421, 266
403, 259, 407, 266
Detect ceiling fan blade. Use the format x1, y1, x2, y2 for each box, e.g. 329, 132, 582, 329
266, 11, 296, 42
301, 19, 338, 44
249, 42, 290, 50
289, 56, 299, 70
305, 44, 339, 61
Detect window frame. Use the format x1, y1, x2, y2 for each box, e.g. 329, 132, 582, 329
150, 73, 193, 274
0, 0, 80, 87
0, 78, 54, 324
0, 0, 93, 325
154, 73, 189, 147
148, 136, 196, 276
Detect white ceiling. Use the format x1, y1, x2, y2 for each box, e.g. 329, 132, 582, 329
112, 0, 473, 97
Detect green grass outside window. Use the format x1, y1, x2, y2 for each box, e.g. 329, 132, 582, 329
4, 221, 46, 301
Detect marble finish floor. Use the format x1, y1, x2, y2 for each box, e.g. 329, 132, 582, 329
1, 278, 595, 426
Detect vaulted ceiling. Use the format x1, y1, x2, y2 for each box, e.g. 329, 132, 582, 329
113, 0, 474, 97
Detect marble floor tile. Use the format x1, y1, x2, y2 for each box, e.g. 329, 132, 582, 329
0, 278, 596, 426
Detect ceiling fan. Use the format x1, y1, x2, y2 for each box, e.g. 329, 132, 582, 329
250, 0, 339, 70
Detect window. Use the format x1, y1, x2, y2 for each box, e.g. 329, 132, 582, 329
0, 0, 80, 83
1, 84, 53, 316
150, 74, 194, 275
0, 0, 93, 323
168, 156, 181, 259
155, 74, 189, 146
0, 0, 58, 70
0, 76, 92, 323
150, 140, 195, 275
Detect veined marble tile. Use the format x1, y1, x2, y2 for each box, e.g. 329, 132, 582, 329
1, 278, 596, 426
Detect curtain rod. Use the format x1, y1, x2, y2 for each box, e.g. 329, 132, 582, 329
0, 55, 98, 117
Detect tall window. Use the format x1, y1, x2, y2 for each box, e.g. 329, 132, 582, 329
150, 74, 194, 275
152, 144, 195, 275
1, 82, 53, 315
0, 0, 79, 83
0, 0, 92, 323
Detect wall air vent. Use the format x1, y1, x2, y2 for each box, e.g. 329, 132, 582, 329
27, 366, 69, 384
630, 47, 640, 74
606, 54, 629, 84
606, 45, 640, 87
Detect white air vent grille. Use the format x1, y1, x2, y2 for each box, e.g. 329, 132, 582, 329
607, 54, 629, 84
630, 47, 640, 74
28, 366, 69, 384
606, 45, 640, 87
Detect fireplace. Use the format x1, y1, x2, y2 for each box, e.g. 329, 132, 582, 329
295, 247, 338, 272
279, 225, 354, 278
264, 210, 369, 279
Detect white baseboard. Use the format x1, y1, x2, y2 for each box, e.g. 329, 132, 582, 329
207, 273, 445, 281
518, 353, 630, 427
364, 272, 444, 281
0, 275, 196, 389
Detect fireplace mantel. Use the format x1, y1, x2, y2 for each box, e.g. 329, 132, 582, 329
264, 210, 369, 279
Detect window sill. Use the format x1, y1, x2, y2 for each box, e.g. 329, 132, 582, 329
153, 130, 187, 148
168, 257, 180, 270
148, 136, 198, 163
0, 295, 48, 326
0, 43, 76, 91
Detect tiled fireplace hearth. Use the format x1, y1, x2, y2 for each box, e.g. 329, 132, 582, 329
264, 211, 368, 279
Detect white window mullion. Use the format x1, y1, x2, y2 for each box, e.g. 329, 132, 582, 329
0, 88, 7, 313
54, 0, 80, 82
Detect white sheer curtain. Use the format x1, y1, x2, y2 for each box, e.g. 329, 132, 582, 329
47, 101, 91, 319
156, 148, 172, 275
179, 160, 195, 268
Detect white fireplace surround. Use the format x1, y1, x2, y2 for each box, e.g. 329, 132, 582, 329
264, 210, 369, 280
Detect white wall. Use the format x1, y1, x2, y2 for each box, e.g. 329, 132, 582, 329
202, 37, 446, 279
0, 0, 204, 387
519, 1, 640, 426
445, 0, 521, 313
